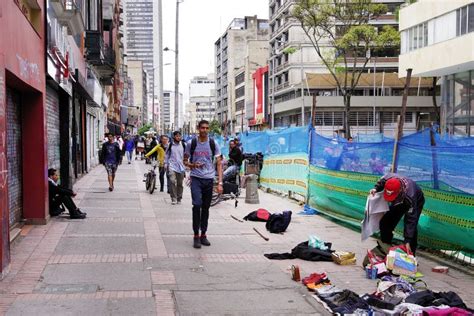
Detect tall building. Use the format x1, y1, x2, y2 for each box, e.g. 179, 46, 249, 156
163, 91, 183, 132
123, 0, 155, 118
215, 16, 269, 134
399, 0, 474, 136
269, 0, 403, 127
128, 60, 148, 127
189, 74, 216, 129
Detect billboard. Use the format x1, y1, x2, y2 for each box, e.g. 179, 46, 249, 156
250, 66, 269, 126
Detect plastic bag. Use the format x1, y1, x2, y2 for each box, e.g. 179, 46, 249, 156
308, 235, 328, 250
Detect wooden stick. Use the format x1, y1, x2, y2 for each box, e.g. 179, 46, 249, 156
231, 215, 244, 223
253, 227, 269, 241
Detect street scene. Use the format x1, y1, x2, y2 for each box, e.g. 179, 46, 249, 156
1, 0, 474, 315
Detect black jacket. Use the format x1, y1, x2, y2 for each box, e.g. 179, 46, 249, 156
374, 173, 425, 243
100, 142, 121, 164
48, 180, 74, 215
229, 147, 243, 166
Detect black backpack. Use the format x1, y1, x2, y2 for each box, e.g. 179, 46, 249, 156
266, 211, 292, 233
189, 137, 216, 162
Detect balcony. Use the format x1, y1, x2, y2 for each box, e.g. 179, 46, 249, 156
85, 31, 116, 83
50, 0, 85, 36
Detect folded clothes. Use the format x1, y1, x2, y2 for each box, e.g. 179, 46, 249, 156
314, 285, 343, 296
405, 290, 470, 309
302, 272, 327, 285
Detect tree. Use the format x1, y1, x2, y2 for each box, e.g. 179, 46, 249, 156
138, 123, 153, 136
209, 119, 222, 136
293, 0, 400, 137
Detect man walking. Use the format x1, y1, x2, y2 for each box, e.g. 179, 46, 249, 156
48, 168, 86, 219
124, 136, 135, 164
184, 120, 223, 249
100, 133, 122, 191
166, 131, 186, 205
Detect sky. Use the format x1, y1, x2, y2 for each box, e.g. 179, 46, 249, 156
160, 0, 269, 103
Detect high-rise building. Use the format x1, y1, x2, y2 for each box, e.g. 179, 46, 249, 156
269, 0, 403, 128
189, 74, 216, 130
124, 0, 155, 118
163, 91, 183, 132
128, 60, 148, 127
215, 16, 269, 134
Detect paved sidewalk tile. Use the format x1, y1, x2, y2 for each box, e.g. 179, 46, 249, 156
2, 161, 473, 315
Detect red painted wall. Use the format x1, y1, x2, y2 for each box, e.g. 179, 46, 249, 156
0, 0, 47, 275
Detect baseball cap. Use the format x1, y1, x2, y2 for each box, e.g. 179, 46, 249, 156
383, 178, 401, 202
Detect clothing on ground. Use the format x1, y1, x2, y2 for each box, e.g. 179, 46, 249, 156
264, 241, 333, 261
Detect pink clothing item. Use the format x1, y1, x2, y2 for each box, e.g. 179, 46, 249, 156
423, 307, 472, 316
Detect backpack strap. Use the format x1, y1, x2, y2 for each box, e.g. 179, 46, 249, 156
209, 138, 216, 159
190, 138, 197, 163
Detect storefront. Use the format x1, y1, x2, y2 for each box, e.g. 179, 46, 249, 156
0, 0, 47, 275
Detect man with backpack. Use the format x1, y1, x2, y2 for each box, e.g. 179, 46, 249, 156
166, 131, 186, 205
184, 120, 223, 249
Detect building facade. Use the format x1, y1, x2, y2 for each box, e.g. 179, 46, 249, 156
163, 91, 183, 132
188, 75, 216, 130
123, 0, 155, 124
127, 60, 148, 127
215, 16, 269, 134
0, 0, 48, 275
399, 0, 474, 136
269, 0, 403, 127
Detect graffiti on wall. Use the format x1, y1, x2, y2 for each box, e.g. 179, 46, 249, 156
0, 70, 6, 190
16, 54, 40, 83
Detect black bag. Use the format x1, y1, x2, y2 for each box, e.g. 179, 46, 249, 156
266, 211, 292, 233
223, 182, 239, 195
243, 209, 271, 222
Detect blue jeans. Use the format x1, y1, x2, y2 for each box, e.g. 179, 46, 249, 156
190, 176, 213, 235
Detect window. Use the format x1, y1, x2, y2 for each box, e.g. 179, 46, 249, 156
236, 100, 245, 111
469, 4, 474, 32
235, 86, 245, 99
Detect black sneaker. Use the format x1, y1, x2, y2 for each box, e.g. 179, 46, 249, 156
70, 213, 86, 219
76, 209, 87, 216
200, 236, 211, 246
193, 237, 201, 249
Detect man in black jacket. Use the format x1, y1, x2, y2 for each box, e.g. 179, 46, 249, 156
100, 133, 122, 191
370, 173, 425, 253
48, 168, 86, 219
224, 140, 243, 182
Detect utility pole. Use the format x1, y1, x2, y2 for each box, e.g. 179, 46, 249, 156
158, 0, 164, 133
174, 0, 181, 130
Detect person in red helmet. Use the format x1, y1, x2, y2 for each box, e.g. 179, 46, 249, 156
370, 174, 425, 254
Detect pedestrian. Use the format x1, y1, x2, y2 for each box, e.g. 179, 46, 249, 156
124, 136, 135, 164
184, 120, 223, 249
369, 173, 425, 254
159, 135, 170, 193
224, 139, 243, 182
166, 131, 186, 204
144, 138, 165, 173
48, 168, 86, 219
100, 133, 122, 192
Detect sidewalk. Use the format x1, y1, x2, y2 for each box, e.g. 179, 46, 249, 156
1, 161, 473, 315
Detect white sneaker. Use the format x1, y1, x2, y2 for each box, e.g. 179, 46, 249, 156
171, 200, 177, 205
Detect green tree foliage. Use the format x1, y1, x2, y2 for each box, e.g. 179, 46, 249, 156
293, 0, 400, 137
209, 120, 222, 136
138, 123, 153, 136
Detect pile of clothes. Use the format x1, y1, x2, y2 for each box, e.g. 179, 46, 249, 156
304, 272, 473, 315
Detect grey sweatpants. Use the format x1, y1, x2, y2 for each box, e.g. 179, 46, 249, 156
169, 171, 184, 201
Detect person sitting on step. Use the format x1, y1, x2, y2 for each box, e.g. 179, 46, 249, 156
48, 168, 86, 219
